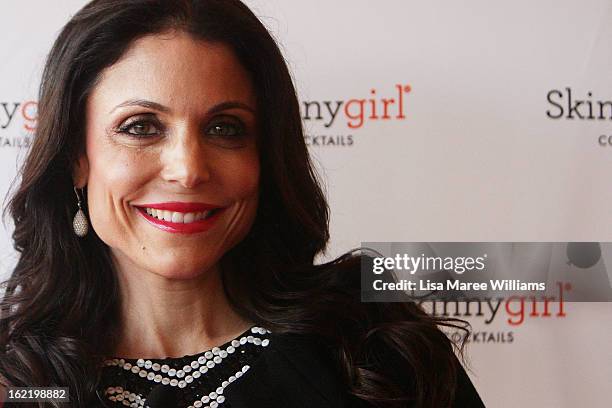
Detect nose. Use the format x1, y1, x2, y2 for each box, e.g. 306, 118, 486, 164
160, 125, 211, 189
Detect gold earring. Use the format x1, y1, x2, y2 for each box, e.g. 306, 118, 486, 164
73, 186, 89, 237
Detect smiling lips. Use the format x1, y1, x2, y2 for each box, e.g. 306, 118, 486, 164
134, 202, 225, 234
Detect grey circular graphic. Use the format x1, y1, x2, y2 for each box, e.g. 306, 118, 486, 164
566, 242, 601, 269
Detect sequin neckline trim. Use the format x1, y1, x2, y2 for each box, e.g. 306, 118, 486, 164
99, 325, 272, 408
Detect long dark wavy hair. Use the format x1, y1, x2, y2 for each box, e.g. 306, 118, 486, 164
0, 1, 468, 407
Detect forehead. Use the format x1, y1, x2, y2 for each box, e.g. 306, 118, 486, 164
88, 30, 256, 114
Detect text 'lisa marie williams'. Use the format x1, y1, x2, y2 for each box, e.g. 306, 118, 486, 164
372, 279, 547, 292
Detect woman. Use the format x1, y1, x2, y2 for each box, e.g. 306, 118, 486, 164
0, 0, 484, 407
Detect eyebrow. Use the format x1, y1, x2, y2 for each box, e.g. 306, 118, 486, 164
110, 99, 256, 115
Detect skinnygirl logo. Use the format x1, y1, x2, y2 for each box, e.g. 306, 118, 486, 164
1, 101, 38, 131
420, 282, 570, 327
302, 84, 412, 129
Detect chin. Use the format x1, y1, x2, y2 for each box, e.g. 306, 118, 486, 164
155, 269, 213, 281
145, 258, 219, 281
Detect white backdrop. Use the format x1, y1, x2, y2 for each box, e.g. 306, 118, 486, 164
1, 1, 611, 406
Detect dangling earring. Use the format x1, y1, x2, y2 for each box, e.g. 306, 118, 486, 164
73, 186, 89, 237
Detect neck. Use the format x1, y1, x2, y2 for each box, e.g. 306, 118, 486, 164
111, 258, 252, 359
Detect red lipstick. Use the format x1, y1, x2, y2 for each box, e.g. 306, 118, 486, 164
133, 202, 225, 234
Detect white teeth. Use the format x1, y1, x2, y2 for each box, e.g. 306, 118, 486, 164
171, 212, 183, 223
142, 208, 212, 224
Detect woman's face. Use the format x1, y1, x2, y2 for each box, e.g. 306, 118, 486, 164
75, 31, 259, 279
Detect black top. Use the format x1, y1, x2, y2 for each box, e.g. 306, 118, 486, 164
98, 325, 486, 408
98, 325, 270, 408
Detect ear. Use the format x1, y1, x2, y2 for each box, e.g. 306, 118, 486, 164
72, 153, 90, 188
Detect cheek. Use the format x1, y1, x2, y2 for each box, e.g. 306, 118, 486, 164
219, 153, 260, 238
222, 156, 260, 250
223, 154, 260, 200
85, 141, 154, 234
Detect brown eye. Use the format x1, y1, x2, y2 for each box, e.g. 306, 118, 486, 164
121, 121, 159, 136
130, 123, 156, 135
205, 118, 245, 138
117, 115, 163, 138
